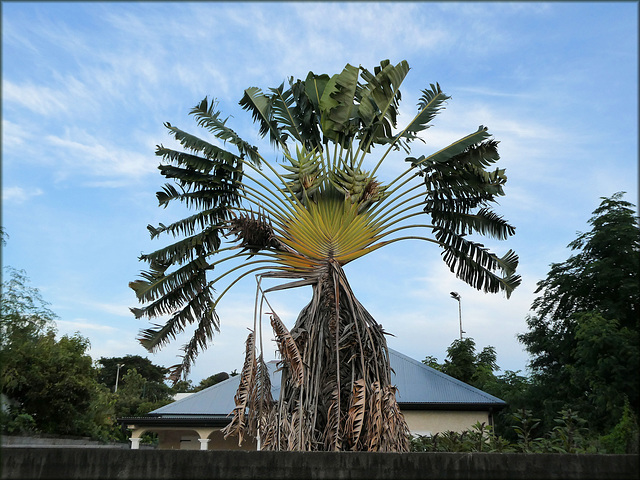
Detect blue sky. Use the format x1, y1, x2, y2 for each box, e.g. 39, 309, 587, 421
2, 2, 638, 384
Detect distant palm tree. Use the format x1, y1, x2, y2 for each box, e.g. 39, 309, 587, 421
130, 60, 520, 451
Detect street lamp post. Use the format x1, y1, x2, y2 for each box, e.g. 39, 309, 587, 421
450, 292, 465, 340
115, 363, 125, 393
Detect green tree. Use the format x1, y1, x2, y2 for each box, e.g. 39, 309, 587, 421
423, 337, 534, 440
114, 368, 173, 418
423, 338, 499, 389
2, 328, 114, 438
131, 59, 520, 451
441, 338, 478, 384
1, 267, 58, 340
600, 399, 639, 454
169, 379, 194, 394
96, 355, 169, 391
421, 355, 442, 370
570, 312, 639, 429
518, 192, 640, 434
1, 267, 116, 440
485, 371, 533, 440
191, 372, 230, 392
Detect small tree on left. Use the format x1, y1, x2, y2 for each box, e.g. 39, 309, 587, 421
1, 267, 114, 439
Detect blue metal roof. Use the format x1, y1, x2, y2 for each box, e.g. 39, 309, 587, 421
152, 349, 505, 416
388, 349, 506, 406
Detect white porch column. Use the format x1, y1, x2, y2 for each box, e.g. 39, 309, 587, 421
194, 428, 215, 451
130, 437, 141, 450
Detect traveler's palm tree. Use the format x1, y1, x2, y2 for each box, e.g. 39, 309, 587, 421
130, 60, 520, 451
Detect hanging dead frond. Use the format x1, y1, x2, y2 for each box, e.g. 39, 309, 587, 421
288, 408, 303, 451
270, 313, 304, 387
245, 354, 275, 440
346, 378, 367, 450
380, 384, 410, 452
258, 409, 278, 450
367, 381, 383, 451
323, 384, 342, 451
264, 263, 411, 451
222, 331, 256, 445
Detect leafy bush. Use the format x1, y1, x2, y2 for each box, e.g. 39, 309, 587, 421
410, 409, 618, 453
600, 400, 639, 454
410, 422, 514, 453
1, 408, 37, 434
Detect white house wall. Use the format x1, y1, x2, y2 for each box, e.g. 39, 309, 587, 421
402, 410, 490, 437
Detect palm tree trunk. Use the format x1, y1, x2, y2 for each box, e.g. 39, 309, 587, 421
261, 261, 410, 451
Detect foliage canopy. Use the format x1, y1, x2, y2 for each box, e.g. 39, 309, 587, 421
518, 192, 639, 433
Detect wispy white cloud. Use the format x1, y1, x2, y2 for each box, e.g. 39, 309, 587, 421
87, 336, 145, 362
3, 80, 69, 116
285, 3, 452, 68
44, 131, 156, 181
2, 119, 31, 148
2, 186, 44, 204
57, 319, 118, 334
85, 301, 133, 318
3, 117, 157, 186
453, 87, 534, 99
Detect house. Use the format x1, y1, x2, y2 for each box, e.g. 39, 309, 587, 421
120, 349, 506, 450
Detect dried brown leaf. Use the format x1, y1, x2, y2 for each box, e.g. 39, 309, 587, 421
367, 381, 383, 451
346, 378, 366, 450
222, 331, 256, 445
271, 313, 304, 387
323, 387, 342, 451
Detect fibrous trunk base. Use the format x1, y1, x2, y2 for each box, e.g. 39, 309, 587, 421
224, 261, 410, 452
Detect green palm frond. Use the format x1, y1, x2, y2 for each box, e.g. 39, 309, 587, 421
131, 255, 211, 304
164, 123, 242, 164
356, 60, 410, 151
457, 208, 515, 240
320, 63, 360, 145
399, 83, 450, 143
497, 248, 519, 276
239, 86, 288, 151
358, 60, 409, 127
435, 228, 521, 297
157, 164, 228, 186
155, 183, 239, 211
189, 97, 262, 165
409, 125, 493, 167
269, 83, 306, 146
295, 72, 328, 149
156, 146, 218, 173
146, 208, 228, 240
137, 227, 220, 266
136, 283, 217, 348
156, 139, 244, 215
302, 72, 330, 146
131, 274, 212, 323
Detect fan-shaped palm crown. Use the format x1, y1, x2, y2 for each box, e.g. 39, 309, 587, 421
131, 60, 520, 380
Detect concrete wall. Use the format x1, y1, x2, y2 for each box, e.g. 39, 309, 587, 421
0, 435, 131, 449
1, 448, 637, 480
